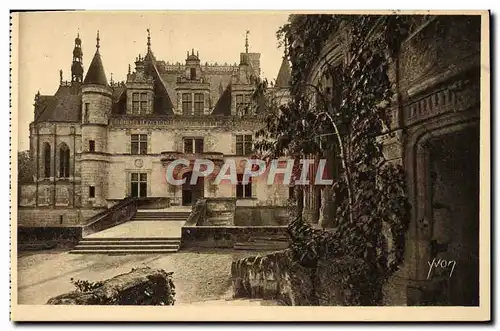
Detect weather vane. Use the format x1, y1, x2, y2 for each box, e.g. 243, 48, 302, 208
245, 30, 250, 53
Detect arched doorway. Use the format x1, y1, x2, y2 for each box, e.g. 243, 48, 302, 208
182, 171, 204, 206
409, 122, 480, 306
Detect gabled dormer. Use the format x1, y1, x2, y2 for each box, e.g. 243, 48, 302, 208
125, 54, 154, 115
174, 49, 210, 116
230, 32, 260, 116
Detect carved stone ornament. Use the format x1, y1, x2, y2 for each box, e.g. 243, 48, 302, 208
134, 159, 144, 168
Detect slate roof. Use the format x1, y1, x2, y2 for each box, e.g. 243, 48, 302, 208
83, 50, 108, 86
35, 85, 81, 122
34, 47, 280, 122
211, 84, 232, 115
275, 57, 292, 88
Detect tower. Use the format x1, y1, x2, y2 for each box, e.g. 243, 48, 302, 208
71, 32, 84, 83
81, 30, 112, 208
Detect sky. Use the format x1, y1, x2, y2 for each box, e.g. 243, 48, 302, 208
16, 11, 292, 150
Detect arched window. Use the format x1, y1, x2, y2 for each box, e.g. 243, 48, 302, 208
43, 142, 51, 178
59, 143, 70, 178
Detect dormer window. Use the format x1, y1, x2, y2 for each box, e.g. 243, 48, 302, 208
132, 93, 139, 113
182, 93, 192, 115
190, 68, 196, 80
236, 94, 251, 115
131, 92, 149, 114
194, 93, 204, 116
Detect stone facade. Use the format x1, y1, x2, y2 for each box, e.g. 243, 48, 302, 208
19, 31, 293, 227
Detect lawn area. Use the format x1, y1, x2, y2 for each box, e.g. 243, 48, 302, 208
17, 248, 268, 305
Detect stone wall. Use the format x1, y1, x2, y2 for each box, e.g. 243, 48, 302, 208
181, 225, 289, 248
19, 183, 81, 208
47, 267, 175, 305
232, 251, 378, 306
18, 226, 83, 245
136, 197, 171, 209
234, 206, 288, 226
231, 250, 313, 305
204, 198, 236, 226
17, 207, 102, 227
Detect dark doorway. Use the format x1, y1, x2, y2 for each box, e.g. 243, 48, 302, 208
182, 171, 204, 206
428, 125, 480, 306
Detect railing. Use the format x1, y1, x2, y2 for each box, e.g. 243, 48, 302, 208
184, 199, 207, 226
82, 197, 139, 237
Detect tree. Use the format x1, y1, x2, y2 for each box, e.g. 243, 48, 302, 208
253, 14, 411, 305
18, 150, 35, 183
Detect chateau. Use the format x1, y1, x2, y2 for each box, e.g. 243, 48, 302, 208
18, 30, 292, 226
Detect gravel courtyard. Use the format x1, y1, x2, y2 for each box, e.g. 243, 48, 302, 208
17, 248, 267, 305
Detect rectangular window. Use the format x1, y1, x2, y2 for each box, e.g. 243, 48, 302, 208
89, 186, 95, 198
84, 103, 90, 123
184, 139, 193, 153
236, 174, 252, 198
130, 172, 147, 198
236, 135, 252, 156
190, 68, 196, 80
194, 138, 203, 153
182, 93, 192, 115
131, 134, 148, 155
184, 138, 204, 154
194, 93, 204, 116
132, 93, 140, 113
89, 140, 95, 152
140, 93, 148, 113
236, 94, 251, 115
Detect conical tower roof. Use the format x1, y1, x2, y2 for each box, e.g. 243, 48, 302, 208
83, 31, 108, 86
275, 57, 291, 89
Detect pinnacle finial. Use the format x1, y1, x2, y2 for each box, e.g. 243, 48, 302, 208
196, 50, 199, 58
96, 30, 100, 50
128, 64, 131, 75
147, 28, 151, 52
245, 30, 250, 53
192, 48, 194, 56
59, 69, 63, 83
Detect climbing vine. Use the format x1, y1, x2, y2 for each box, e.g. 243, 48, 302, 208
254, 14, 411, 305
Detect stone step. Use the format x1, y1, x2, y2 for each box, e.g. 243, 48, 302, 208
234, 242, 289, 250
135, 211, 191, 217
81, 237, 181, 242
249, 237, 290, 242
73, 244, 180, 250
78, 240, 180, 245
69, 248, 179, 254
131, 219, 188, 222
206, 216, 231, 221
206, 220, 231, 226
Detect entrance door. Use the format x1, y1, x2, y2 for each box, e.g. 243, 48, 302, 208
181, 171, 204, 206
427, 126, 479, 306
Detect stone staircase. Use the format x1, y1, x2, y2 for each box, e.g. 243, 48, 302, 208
70, 237, 182, 254
205, 211, 234, 226
132, 211, 191, 222
233, 235, 290, 251
70, 210, 191, 254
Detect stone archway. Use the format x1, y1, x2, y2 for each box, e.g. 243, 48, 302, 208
407, 120, 480, 305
